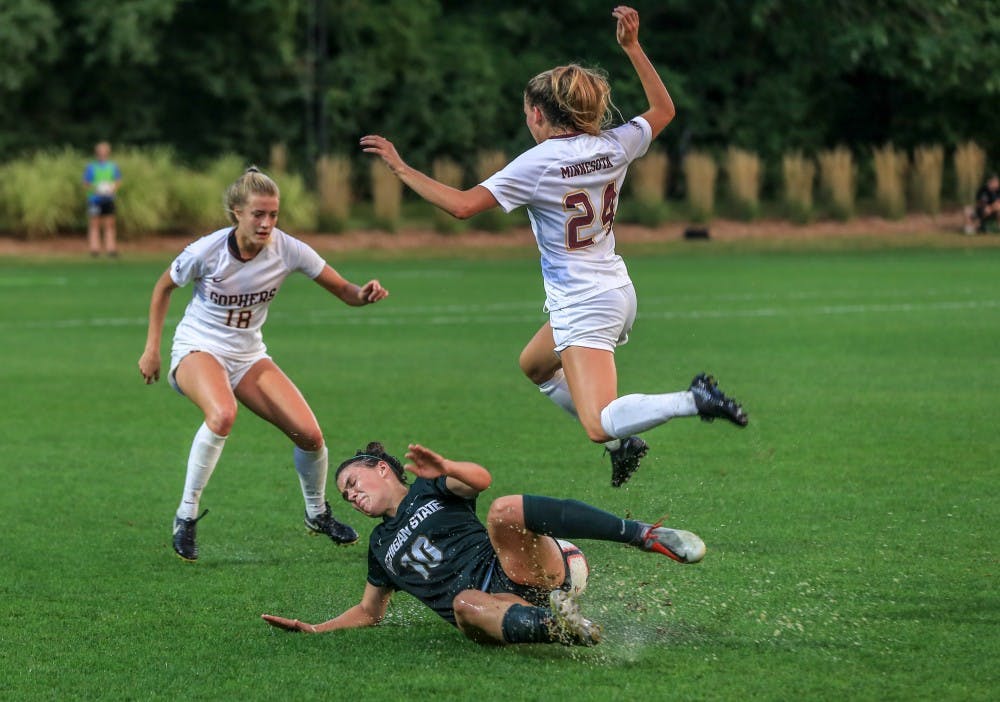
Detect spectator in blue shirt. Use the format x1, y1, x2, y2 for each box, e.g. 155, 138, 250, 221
83, 141, 122, 257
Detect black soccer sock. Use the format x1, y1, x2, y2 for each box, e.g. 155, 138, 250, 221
521, 495, 645, 545
501, 604, 556, 644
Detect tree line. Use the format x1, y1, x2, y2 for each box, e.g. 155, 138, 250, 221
2, 0, 997, 181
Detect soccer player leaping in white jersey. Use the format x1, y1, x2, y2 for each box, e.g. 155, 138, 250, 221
139, 167, 389, 561
360, 5, 748, 487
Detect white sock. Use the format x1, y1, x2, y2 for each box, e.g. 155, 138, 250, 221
537, 369, 578, 419
177, 423, 227, 520
295, 445, 328, 519
599, 391, 698, 438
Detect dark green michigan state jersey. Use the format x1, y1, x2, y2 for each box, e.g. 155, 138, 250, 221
366, 477, 495, 625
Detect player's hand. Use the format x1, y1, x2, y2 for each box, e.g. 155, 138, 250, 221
261, 614, 318, 633
360, 135, 406, 176
138, 350, 161, 384
404, 443, 448, 479
359, 279, 389, 304
613, 5, 640, 49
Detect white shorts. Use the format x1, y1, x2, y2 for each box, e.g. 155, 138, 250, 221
550, 284, 637, 353
168, 347, 270, 396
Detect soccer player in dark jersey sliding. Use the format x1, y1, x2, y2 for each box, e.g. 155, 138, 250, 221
262, 442, 705, 646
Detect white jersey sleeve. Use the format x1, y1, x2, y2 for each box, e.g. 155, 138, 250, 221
607, 116, 653, 162
282, 234, 327, 279
480, 149, 547, 214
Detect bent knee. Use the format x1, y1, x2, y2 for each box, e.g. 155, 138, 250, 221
580, 415, 612, 443
518, 351, 556, 385
452, 590, 488, 625
291, 428, 324, 452
205, 404, 238, 436
487, 495, 524, 529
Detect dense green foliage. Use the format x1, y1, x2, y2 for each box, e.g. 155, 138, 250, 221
1, 242, 998, 700
1, 0, 997, 174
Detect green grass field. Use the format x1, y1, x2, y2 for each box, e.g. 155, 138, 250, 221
1, 240, 997, 701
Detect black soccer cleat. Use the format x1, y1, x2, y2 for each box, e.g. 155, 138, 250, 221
689, 373, 748, 427
173, 509, 209, 562
607, 435, 649, 487
305, 501, 359, 545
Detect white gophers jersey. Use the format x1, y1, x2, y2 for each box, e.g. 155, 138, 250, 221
481, 115, 653, 310
169, 227, 326, 360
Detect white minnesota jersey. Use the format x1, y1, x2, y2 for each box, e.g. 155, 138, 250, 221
170, 227, 326, 360
481, 115, 652, 310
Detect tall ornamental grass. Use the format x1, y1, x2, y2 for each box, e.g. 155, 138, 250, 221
954, 141, 986, 205
872, 144, 908, 220
316, 155, 352, 233
911, 145, 943, 215
818, 146, 856, 221
472, 150, 509, 232
782, 151, 816, 224
114, 146, 176, 238
168, 163, 230, 234
271, 170, 318, 233
0, 148, 82, 238
627, 148, 670, 226
683, 151, 717, 223
269, 142, 288, 175
431, 158, 465, 234
725, 147, 761, 220
371, 160, 402, 232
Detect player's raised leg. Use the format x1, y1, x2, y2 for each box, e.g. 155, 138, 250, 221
520, 322, 577, 418
488, 494, 705, 566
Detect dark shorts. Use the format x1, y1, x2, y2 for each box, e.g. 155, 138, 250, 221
88, 198, 115, 217
480, 539, 572, 607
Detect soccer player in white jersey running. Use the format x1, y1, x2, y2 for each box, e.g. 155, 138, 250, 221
138, 167, 389, 561
360, 6, 748, 487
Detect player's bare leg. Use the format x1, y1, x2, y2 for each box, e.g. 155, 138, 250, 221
486, 495, 566, 590
559, 345, 618, 442
236, 359, 357, 544
236, 359, 322, 450
518, 322, 562, 385
175, 351, 238, 436
172, 352, 236, 559
452, 591, 528, 644
453, 589, 600, 646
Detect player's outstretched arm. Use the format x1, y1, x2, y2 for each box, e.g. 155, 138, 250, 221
138, 268, 178, 384
313, 265, 389, 306
360, 135, 499, 219
613, 5, 675, 138
262, 584, 392, 634
405, 444, 492, 497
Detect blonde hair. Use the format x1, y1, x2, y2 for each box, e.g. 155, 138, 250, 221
224, 166, 280, 224
525, 64, 612, 136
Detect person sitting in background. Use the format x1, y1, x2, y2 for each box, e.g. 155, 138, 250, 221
965, 173, 1000, 234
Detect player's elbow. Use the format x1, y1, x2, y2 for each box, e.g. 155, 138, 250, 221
449, 187, 496, 220
450, 202, 478, 220
359, 602, 388, 626
648, 106, 676, 139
